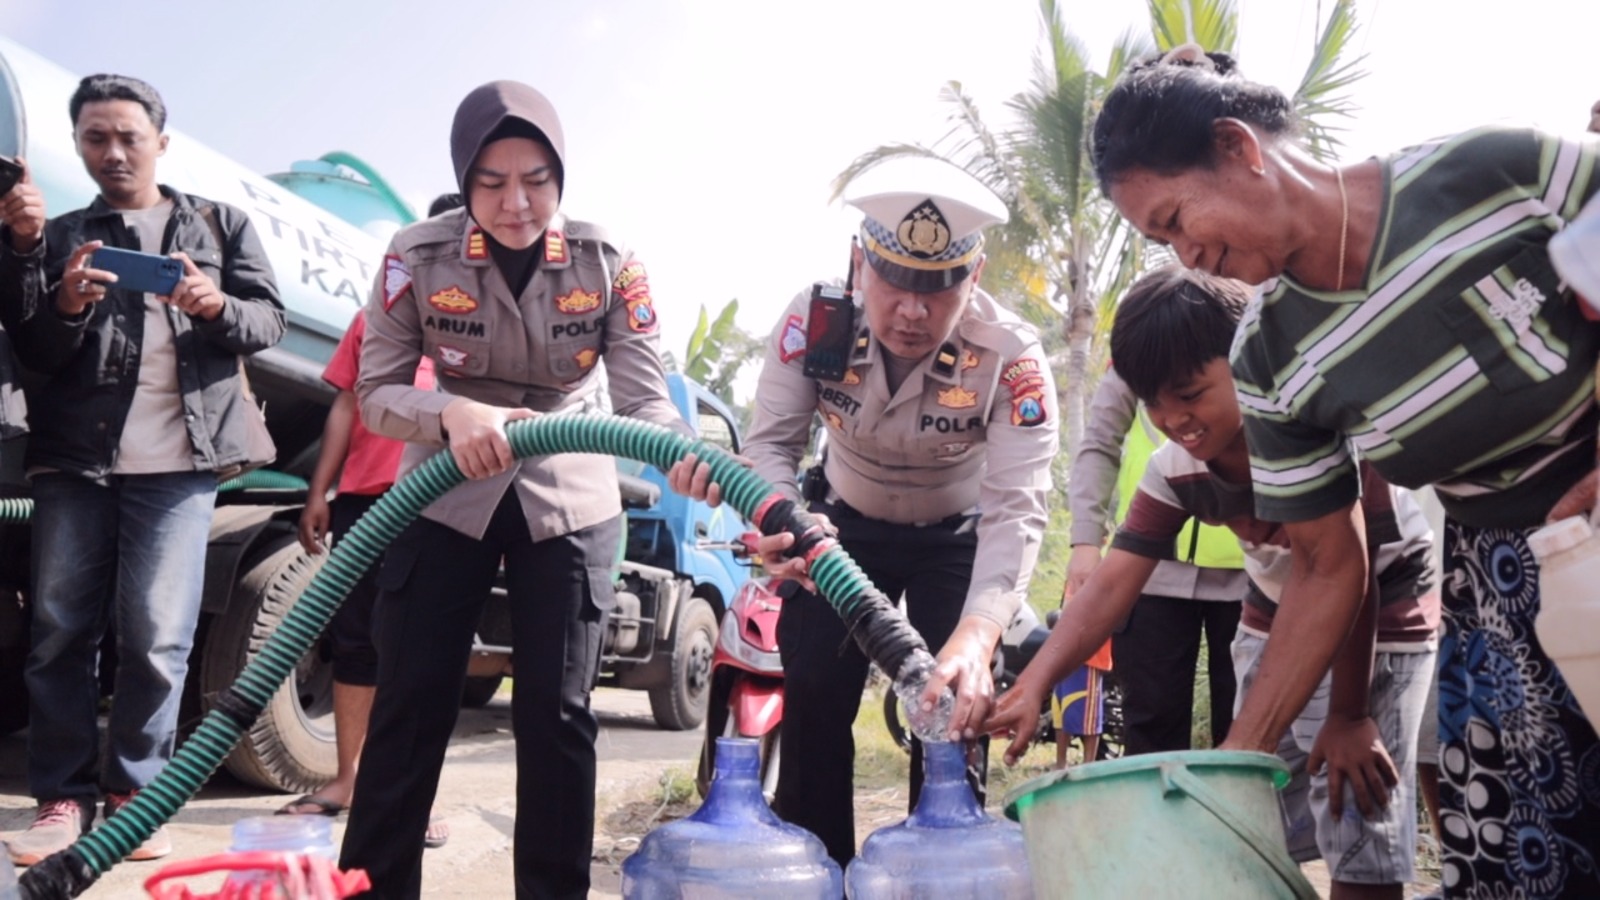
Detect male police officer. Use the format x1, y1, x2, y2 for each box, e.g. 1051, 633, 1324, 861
672, 157, 1057, 867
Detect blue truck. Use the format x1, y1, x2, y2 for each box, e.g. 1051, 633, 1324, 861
0, 36, 748, 793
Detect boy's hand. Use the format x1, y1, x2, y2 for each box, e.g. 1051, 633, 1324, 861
1065, 545, 1103, 596
982, 677, 1048, 765
299, 494, 331, 555
1307, 713, 1398, 820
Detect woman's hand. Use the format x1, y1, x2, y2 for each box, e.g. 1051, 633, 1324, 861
666, 453, 724, 506
982, 675, 1048, 765
1307, 713, 1399, 820
440, 398, 538, 479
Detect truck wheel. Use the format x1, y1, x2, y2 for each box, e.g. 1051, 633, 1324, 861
461, 675, 503, 708
201, 534, 336, 793
648, 596, 716, 731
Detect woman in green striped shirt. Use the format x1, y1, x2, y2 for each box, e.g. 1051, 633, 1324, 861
1090, 44, 1600, 900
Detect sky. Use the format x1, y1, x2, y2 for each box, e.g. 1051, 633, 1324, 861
3, 0, 1597, 395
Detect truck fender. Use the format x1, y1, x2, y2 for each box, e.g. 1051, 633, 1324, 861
202, 505, 299, 616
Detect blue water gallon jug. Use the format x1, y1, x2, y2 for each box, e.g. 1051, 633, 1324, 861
622, 737, 843, 899
845, 741, 1033, 899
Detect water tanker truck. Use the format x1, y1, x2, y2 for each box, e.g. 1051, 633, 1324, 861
0, 36, 748, 794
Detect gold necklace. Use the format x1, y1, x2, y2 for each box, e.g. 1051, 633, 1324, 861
1335, 165, 1349, 292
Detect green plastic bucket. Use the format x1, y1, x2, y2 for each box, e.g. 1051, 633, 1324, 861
1003, 750, 1318, 899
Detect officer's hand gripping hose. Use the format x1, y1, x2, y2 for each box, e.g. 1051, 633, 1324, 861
18, 415, 936, 899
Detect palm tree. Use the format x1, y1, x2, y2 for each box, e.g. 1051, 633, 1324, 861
832, 0, 1365, 458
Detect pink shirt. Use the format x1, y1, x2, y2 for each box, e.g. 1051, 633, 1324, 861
323, 311, 435, 496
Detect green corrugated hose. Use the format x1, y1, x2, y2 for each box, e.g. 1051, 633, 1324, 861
20, 414, 930, 899
0, 470, 310, 524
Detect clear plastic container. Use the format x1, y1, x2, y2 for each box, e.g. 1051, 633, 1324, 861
622, 737, 842, 899
1529, 515, 1600, 722
222, 815, 339, 890
845, 740, 1033, 899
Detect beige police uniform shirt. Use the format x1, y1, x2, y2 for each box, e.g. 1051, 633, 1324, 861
357, 208, 689, 542
744, 283, 1058, 626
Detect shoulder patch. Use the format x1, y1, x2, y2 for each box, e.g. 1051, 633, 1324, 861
779, 315, 807, 362
613, 261, 657, 333
382, 255, 411, 312
465, 227, 488, 261
1001, 357, 1048, 427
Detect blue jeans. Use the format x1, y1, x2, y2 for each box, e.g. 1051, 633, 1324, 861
26, 471, 216, 801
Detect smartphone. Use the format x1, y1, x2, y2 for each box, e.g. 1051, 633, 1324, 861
0, 156, 21, 197
90, 246, 184, 296
802, 284, 855, 382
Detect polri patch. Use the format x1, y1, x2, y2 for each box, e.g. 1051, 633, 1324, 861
937, 385, 977, 409
842, 368, 861, 385
556, 288, 602, 315
465, 227, 488, 261
613, 262, 657, 333
437, 344, 470, 368
779, 315, 807, 362
961, 349, 979, 370
382, 255, 411, 312
545, 229, 568, 264
428, 286, 478, 314
575, 347, 598, 370
1001, 357, 1048, 427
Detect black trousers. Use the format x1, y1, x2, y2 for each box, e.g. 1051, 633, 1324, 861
1111, 593, 1242, 755
774, 503, 986, 870
340, 491, 620, 900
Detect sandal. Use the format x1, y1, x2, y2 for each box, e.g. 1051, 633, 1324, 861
275, 795, 347, 817
424, 814, 450, 850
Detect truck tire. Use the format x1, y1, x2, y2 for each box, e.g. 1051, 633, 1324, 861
461, 675, 503, 708
648, 595, 716, 731
201, 533, 336, 793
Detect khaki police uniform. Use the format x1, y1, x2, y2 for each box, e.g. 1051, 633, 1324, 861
747, 283, 1057, 626
741, 157, 1059, 869
358, 207, 687, 538
344, 207, 688, 900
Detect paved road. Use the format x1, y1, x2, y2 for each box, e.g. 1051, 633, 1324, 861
1, 688, 703, 898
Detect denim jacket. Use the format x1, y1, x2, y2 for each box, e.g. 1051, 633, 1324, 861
0, 186, 284, 480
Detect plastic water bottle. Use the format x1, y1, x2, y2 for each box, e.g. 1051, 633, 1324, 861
1529, 515, 1600, 722
222, 815, 339, 891
893, 650, 956, 744
845, 740, 1033, 899
621, 737, 842, 898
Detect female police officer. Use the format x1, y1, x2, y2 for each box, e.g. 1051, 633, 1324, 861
340, 81, 689, 900
673, 157, 1058, 868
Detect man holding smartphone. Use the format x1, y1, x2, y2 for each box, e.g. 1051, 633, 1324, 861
0, 155, 41, 464
0, 74, 284, 866
669, 157, 1058, 870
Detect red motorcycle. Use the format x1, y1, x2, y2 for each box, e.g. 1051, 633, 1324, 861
695, 533, 785, 799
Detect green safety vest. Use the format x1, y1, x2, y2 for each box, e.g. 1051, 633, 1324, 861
1114, 408, 1244, 570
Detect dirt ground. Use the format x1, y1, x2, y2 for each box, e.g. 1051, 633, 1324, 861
2, 686, 1443, 898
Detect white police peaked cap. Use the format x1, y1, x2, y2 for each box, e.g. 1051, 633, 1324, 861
844, 157, 1009, 293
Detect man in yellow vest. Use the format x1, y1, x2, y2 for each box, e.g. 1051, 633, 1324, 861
1067, 367, 1246, 753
